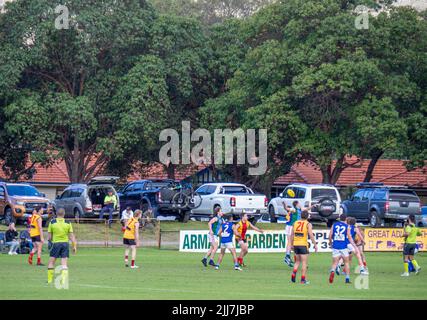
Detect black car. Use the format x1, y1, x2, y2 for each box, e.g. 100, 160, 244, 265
118, 179, 193, 222
341, 183, 422, 227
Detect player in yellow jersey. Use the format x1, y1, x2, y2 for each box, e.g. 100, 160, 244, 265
236, 212, 264, 267
47, 208, 77, 286
123, 209, 142, 269
290, 211, 318, 284
28, 206, 44, 266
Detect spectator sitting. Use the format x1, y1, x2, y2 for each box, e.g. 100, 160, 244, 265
18, 228, 33, 254
5, 223, 19, 255
99, 189, 118, 227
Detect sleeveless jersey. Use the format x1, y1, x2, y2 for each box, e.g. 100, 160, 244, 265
220, 222, 234, 243
236, 220, 249, 240
212, 216, 224, 236
124, 217, 138, 240
331, 221, 349, 250
29, 214, 41, 237
293, 220, 309, 247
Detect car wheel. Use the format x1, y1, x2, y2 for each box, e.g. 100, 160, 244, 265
4, 208, 14, 225
74, 208, 81, 223
369, 211, 383, 228
180, 211, 191, 223
317, 197, 336, 218
269, 205, 277, 223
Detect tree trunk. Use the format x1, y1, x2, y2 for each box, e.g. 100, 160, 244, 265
166, 163, 175, 180
363, 149, 384, 182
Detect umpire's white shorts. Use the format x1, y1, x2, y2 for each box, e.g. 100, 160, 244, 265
332, 248, 350, 258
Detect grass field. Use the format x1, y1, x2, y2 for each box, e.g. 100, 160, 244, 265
1, 248, 427, 300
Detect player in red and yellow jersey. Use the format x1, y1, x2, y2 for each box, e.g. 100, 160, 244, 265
28, 206, 44, 266
123, 210, 142, 269
290, 211, 317, 284
236, 212, 264, 267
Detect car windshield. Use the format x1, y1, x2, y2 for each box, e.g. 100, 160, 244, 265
6, 185, 42, 197
311, 189, 338, 200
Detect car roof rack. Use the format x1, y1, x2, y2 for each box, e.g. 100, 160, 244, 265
356, 182, 409, 189
356, 182, 384, 188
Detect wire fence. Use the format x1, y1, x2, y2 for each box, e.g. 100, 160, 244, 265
66, 218, 179, 249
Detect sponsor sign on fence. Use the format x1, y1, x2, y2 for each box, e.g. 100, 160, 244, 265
179, 230, 331, 253
363, 228, 427, 252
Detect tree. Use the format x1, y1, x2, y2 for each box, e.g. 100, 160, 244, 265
201, 0, 426, 186
150, 0, 274, 25
0, 0, 166, 183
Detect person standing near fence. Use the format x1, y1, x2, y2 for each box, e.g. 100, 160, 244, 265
28, 206, 44, 266
121, 206, 134, 229
402, 214, 422, 277
201, 207, 224, 267
99, 189, 118, 227
47, 208, 77, 286
123, 209, 141, 269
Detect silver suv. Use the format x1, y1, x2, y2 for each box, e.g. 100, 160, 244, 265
267, 183, 342, 227
52, 176, 120, 220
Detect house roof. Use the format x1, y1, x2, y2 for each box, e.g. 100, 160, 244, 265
1, 158, 426, 188
275, 159, 427, 188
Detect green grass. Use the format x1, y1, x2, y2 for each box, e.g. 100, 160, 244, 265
1, 248, 427, 300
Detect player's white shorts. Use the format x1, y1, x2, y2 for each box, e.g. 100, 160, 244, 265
209, 234, 219, 245
284, 225, 293, 236
221, 242, 234, 250
347, 244, 355, 253
332, 248, 350, 258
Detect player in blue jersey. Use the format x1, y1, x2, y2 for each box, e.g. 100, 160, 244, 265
336, 217, 368, 275
328, 214, 359, 284
201, 207, 224, 267
214, 215, 242, 271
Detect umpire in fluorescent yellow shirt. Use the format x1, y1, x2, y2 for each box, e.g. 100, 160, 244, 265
47, 208, 77, 285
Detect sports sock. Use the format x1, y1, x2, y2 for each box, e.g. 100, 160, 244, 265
293, 268, 298, 274
363, 261, 367, 267
37, 257, 41, 264
412, 260, 420, 269
131, 260, 135, 267
404, 261, 409, 273
301, 275, 306, 282
61, 268, 68, 286
345, 273, 350, 281
125, 255, 129, 263
47, 268, 54, 284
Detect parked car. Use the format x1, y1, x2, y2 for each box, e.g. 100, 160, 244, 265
118, 179, 194, 222
341, 183, 422, 228
268, 183, 342, 227
190, 183, 268, 221
420, 206, 427, 227
0, 182, 52, 225
52, 176, 120, 219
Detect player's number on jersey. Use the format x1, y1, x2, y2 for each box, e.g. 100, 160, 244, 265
222, 224, 230, 237
333, 226, 346, 241
295, 221, 306, 232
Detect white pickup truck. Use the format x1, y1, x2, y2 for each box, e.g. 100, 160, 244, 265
191, 183, 268, 219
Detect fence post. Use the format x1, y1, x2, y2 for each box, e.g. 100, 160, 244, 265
105, 220, 108, 248
157, 220, 161, 250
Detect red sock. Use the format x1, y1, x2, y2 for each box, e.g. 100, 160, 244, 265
363, 261, 367, 267
131, 260, 135, 267
238, 257, 242, 265
293, 268, 298, 274
29, 252, 34, 258
37, 257, 41, 264
125, 255, 129, 261
301, 275, 306, 282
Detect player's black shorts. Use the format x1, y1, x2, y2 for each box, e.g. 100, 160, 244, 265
50, 242, 69, 258
403, 243, 417, 256
31, 236, 41, 242
294, 246, 309, 255
123, 238, 136, 246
